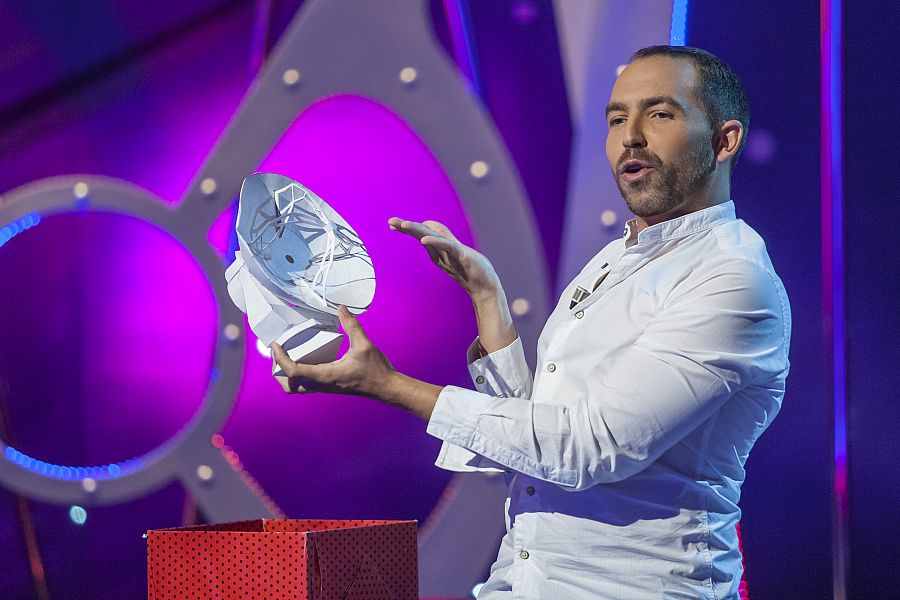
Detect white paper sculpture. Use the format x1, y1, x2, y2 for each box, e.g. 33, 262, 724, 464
225, 173, 375, 376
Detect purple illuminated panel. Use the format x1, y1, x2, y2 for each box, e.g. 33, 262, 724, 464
220, 95, 474, 519
0, 212, 216, 466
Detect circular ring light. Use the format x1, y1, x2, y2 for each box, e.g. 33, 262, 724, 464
0, 176, 246, 506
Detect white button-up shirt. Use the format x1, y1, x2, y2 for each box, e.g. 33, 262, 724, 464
427, 202, 791, 599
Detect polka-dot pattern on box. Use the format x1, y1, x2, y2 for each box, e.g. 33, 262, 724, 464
147, 519, 417, 599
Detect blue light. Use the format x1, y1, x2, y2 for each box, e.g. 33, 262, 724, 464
69, 505, 88, 526
0, 212, 42, 249
2, 444, 144, 480
669, 0, 689, 46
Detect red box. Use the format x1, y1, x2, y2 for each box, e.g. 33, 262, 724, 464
147, 519, 418, 599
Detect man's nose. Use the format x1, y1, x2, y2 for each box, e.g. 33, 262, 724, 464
623, 118, 646, 148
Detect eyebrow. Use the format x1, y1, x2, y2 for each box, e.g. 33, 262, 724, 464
605, 95, 687, 116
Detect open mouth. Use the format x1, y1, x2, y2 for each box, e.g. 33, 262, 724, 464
619, 159, 653, 183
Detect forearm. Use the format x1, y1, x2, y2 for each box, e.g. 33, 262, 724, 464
471, 288, 518, 354
376, 371, 444, 421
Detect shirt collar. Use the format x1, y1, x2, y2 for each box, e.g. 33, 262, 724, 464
623, 200, 736, 248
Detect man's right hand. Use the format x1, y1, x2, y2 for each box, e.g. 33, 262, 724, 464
389, 217, 518, 355
388, 218, 502, 303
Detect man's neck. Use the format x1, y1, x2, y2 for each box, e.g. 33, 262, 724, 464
634, 187, 731, 233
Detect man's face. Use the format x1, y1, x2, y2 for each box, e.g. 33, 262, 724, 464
605, 56, 716, 219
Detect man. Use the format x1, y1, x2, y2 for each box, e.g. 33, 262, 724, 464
273, 46, 791, 599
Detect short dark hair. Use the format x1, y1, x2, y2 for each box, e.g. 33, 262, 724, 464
632, 46, 750, 171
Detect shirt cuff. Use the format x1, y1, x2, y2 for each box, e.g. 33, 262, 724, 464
428, 385, 506, 473
427, 385, 579, 486
466, 336, 533, 399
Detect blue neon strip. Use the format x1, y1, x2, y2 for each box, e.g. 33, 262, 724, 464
821, 0, 848, 596
443, 0, 484, 99
669, 0, 689, 46
3, 446, 143, 480
0, 213, 41, 248
828, 0, 846, 466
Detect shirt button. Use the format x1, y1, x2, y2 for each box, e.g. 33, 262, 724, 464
475, 375, 485, 385
526, 486, 535, 496
519, 550, 530, 560
575, 310, 584, 319
547, 363, 556, 373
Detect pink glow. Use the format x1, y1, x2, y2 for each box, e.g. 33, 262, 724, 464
220, 95, 475, 517
0, 212, 215, 465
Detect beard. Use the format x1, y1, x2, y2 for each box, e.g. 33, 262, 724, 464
614, 139, 715, 219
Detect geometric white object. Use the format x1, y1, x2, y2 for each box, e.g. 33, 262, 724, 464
225, 172, 375, 376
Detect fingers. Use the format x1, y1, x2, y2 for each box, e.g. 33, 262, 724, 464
422, 220, 458, 242
275, 375, 309, 394
420, 234, 454, 252
271, 343, 318, 379
337, 305, 370, 348
388, 218, 439, 241
421, 236, 467, 280
390, 218, 466, 278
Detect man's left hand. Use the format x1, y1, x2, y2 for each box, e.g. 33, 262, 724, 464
272, 305, 394, 399
271, 306, 444, 420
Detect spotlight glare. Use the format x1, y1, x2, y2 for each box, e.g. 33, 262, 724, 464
200, 178, 217, 195
601, 210, 618, 226
399, 67, 418, 84
69, 505, 88, 526
282, 69, 301, 86
510, 298, 530, 316
469, 161, 489, 179
196, 464, 214, 481
223, 323, 241, 341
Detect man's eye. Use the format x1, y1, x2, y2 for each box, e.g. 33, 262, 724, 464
609, 117, 626, 127
652, 111, 673, 120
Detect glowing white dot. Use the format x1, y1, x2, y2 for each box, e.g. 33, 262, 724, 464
256, 338, 272, 358
200, 178, 217, 195
399, 67, 418, 84
223, 324, 241, 341
81, 478, 97, 493
601, 210, 618, 226
282, 68, 300, 86
69, 505, 88, 526
196, 464, 214, 481
469, 161, 489, 179
73, 182, 89, 198
471, 582, 486, 596
510, 298, 530, 316
616, 64, 628, 76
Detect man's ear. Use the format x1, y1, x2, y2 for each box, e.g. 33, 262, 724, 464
715, 120, 744, 165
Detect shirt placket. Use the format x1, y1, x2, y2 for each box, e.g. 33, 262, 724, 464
510, 510, 536, 600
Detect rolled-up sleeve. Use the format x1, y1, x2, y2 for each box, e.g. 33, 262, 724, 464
432, 336, 533, 473
427, 259, 790, 489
